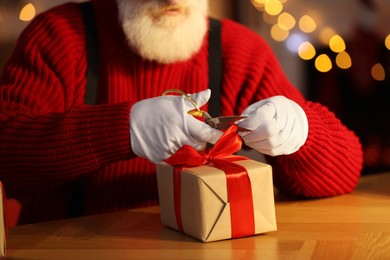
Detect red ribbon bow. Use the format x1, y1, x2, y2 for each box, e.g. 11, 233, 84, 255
165, 125, 255, 239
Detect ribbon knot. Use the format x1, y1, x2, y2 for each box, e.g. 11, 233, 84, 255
166, 125, 244, 167
164, 125, 256, 239
204, 153, 214, 163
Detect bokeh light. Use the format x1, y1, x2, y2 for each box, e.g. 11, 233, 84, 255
264, 0, 283, 16
19, 3, 36, 22
329, 34, 346, 53
299, 15, 316, 33
271, 24, 289, 42
298, 42, 316, 60
278, 12, 296, 30
336, 51, 352, 69
315, 54, 332, 72
371, 63, 385, 81
385, 34, 390, 50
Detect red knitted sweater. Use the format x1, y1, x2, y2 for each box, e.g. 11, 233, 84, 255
0, 0, 362, 224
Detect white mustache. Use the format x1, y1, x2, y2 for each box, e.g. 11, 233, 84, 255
149, 4, 187, 16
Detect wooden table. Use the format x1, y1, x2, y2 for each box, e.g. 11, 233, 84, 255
6, 173, 390, 259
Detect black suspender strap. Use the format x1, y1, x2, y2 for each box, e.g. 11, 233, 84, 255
81, 12, 220, 111
207, 18, 223, 118
68, 1, 99, 218
80, 1, 100, 105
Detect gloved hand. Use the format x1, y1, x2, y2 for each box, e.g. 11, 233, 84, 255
237, 96, 308, 156
130, 89, 223, 163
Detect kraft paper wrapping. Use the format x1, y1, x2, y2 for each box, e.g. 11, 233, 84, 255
0, 182, 6, 256
156, 160, 277, 242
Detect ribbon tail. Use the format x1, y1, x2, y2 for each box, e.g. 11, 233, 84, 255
213, 159, 255, 238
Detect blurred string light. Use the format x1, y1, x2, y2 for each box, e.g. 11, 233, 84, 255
299, 15, 317, 33
385, 34, 390, 50
271, 24, 289, 41
298, 41, 316, 60
19, 3, 36, 22
371, 63, 385, 81
329, 34, 346, 53
315, 54, 332, 73
264, 0, 283, 16
278, 12, 296, 30
335, 51, 352, 69
252, 0, 285, 16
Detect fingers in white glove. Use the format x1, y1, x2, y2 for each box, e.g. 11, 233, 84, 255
188, 89, 211, 108
130, 89, 222, 163
238, 101, 277, 138
237, 96, 308, 156
181, 89, 223, 144
186, 115, 222, 145
243, 127, 300, 156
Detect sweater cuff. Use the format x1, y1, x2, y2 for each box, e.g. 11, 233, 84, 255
269, 101, 363, 198
70, 102, 135, 169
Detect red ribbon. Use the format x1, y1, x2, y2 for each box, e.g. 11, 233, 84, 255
165, 125, 255, 239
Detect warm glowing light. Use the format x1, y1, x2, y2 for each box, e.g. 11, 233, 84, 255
278, 12, 296, 30
329, 34, 346, 53
265, 0, 283, 16
299, 15, 316, 33
371, 63, 385, 81
252, 0, 266, 10
315, 54, 332, 73
385, 34, 390, 50
318, 27, 336, 45
270, 24, 289, 42
336, 51, 352, 69
298, 42, 316, 60
19, 3, 36, 22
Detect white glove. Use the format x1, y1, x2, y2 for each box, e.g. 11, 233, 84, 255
130, 89, 223, 163
237, 96, 308, 156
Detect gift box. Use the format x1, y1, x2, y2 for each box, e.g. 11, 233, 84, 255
156, 126, 277, 242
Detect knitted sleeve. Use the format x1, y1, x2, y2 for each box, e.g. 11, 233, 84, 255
221, 19, 363, 198
0, 3, 132, 194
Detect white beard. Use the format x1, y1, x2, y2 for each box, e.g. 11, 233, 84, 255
116, 0, 209, 64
